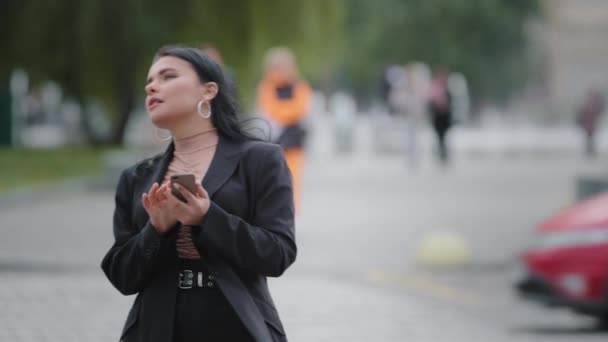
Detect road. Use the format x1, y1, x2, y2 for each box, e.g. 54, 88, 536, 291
1, 139, 607, 341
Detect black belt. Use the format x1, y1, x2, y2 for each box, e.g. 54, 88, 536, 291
178, 270, 216, 289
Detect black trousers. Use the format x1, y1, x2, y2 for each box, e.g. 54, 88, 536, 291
173, 259, 254, 342
432, 113, 452, 164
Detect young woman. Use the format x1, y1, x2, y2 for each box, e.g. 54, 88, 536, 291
101, 46, 296, 342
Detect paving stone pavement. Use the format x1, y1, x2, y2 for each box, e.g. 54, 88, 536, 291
0, 269, 526, 342
1, 147, 608, 341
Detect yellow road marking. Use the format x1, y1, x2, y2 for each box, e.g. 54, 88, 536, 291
366, 269, 482, 306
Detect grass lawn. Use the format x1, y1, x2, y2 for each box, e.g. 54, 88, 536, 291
0, 147, 120, 192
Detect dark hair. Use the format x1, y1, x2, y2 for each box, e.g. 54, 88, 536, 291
153, 46, 265, 142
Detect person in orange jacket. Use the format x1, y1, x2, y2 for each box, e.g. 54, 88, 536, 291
257, 47, 311, 213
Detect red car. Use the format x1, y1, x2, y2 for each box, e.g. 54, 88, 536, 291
516, 192, 608, 325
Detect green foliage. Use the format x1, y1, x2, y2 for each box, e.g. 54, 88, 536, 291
8, 1, 199, 128
344, 0, 540, 102
3, 0, 345, 144
0, 147, 113, 192
1, 0, 540, 144
180, 0, 345, 105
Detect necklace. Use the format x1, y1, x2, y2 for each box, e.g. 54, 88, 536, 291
172, 143, 217, 171
174, 128, 218, 142
174, 142, 218, 156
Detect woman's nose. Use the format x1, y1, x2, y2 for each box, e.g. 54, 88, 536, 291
145, 82, 158, 95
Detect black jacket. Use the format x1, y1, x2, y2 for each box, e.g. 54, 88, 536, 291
101, 136, 297, 342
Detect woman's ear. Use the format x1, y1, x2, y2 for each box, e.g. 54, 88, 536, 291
202, 82, 219, 101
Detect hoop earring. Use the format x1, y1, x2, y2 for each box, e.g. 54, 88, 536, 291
155, 128, 172, 141
197, 100, 212, 119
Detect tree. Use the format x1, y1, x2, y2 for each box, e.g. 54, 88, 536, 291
3, 0, 345, 145
7, 0, 199, 145
343, 0, 540, 105
180, 0, 345, 105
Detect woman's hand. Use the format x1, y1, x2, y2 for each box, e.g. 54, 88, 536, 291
142, 182, 177, 235
168, 182, 210, 226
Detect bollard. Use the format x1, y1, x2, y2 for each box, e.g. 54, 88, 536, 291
415, 231, 472, 268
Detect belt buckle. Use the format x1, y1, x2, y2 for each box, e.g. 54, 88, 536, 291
179, 270, 194, 289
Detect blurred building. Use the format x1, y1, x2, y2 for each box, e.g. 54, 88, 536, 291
542, 0, 608, 116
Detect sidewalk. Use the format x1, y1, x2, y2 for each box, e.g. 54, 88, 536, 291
0, 180, 523, 342
1, 115, 606, 340
307, 110, 608, 160
0, 155, 600, 341
0, 262, 522, 342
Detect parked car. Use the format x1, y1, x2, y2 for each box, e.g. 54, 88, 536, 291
516, 192, 608, 326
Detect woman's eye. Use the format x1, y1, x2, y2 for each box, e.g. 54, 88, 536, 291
164, 74, 176, 80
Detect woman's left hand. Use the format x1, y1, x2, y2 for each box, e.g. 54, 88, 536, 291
167, 182, 210, 226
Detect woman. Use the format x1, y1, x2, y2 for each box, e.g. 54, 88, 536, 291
257, 47, 311, 213
101, 46, 296, 342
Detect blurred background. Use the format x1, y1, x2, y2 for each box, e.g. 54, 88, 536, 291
1, 0, 608, 341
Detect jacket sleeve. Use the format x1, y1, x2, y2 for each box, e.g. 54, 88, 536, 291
101, 169, 174, 295
194, 145, 297, 277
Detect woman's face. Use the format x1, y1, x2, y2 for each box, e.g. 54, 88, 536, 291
269, 61, 296, 83
145, 56, 206, 128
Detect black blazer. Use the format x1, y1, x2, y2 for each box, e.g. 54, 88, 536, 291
101, 136, 297, 342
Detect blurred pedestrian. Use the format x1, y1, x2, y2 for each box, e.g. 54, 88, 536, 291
577, 88, 605, 158
257, 47, 312, 213
389, 63, 429, 167
382, 64, 406, 116
428, 67, 453, 165
102, 46, 296, 342
198, 43, 239, 102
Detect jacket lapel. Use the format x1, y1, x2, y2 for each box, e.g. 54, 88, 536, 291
139, 135, 242, 200
202, 135, 243, 198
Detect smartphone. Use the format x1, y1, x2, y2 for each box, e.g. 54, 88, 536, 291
170, 174, 197, 202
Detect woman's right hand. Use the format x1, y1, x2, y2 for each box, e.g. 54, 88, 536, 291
142, 182, 177, 235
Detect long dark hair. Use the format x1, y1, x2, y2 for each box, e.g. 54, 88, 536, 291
153, 46, 265, 142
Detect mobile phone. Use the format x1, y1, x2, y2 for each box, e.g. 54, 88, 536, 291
170, 174, 197, 202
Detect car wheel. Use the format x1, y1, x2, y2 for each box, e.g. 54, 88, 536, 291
597, 315, 608, 331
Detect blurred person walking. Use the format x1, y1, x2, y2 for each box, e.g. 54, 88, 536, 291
381, 65, 406, 116
389, 63, 429, 167
198, 43, 239, 102
428, 68, 453, 165
577, 88, 605, 158
102, 46, 296, 342
257, 47, 312, 213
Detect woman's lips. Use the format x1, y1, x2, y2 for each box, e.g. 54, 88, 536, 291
148, 98, 163, 110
